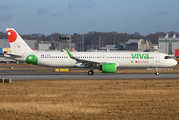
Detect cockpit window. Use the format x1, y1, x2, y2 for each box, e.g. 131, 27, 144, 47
164, 56, 171, 59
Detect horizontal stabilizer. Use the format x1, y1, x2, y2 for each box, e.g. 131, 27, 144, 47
4, 53, 22, 58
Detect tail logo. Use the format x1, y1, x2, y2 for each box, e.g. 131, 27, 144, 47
7, 30, 17, 43
26, 54, 38, 65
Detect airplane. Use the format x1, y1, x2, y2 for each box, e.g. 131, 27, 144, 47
5, 28, 177, 75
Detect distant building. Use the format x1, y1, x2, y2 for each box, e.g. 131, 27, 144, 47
124, 39, 157, 52
35, 35, 76, 51
0, 39, 36, 49
35, 41, 75, 51
100, 45, 124, 51
59, 35, 75, 50
35, 41, 51, 51
59, 42, 75, 50
145, 40, 158, 52
35, 36, 75, 50
125, 39, 145, 51
158, 34, 179, 55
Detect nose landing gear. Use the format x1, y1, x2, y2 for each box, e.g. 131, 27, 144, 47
155, 72, 159, 75
155, 68, 159, 75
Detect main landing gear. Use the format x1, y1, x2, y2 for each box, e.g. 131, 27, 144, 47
88, 70, 94, 75
155, 68, 159, 75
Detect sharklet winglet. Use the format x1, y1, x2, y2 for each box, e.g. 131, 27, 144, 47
65, 48, 74, 58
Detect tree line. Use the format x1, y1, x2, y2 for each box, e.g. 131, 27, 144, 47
0, 31, 178, 51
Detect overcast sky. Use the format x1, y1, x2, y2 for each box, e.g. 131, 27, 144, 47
0, 0, 179, 35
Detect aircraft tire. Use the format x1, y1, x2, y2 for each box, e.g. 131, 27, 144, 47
88, 70, 94, 75
155, 72, 159, 75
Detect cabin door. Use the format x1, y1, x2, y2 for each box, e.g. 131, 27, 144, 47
155, 53, 160, 62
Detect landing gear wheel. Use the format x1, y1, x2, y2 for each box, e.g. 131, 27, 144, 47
155, 72, 159, 75
155, 68, 159, 76
88, 70, 94, 75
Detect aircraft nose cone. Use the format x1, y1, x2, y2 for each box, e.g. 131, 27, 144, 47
174, 60, 178, 66
172, 59, 178, 66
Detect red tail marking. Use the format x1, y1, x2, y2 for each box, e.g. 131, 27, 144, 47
7, 30, 17, 43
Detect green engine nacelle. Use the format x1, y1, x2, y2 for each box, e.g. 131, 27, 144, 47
100, 63, 116, 73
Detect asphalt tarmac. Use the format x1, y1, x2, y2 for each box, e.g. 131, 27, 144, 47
0, 64, 179, 80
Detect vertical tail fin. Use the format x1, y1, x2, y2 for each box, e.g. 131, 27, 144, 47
6, 28, 34, 55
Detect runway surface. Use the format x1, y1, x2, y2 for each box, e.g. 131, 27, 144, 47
0, 64, 179, 80
0, 73, 179, 80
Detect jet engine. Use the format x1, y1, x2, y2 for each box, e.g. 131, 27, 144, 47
99, 63, 116, 73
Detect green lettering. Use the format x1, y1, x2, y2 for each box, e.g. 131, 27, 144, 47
132, 53, 149, 59
139, 54, 144, 59
137, 54, 139, 59
144, 54, 149, 59
131, 54, 136, 59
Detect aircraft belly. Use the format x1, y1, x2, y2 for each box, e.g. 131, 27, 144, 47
38, 58, 75, 67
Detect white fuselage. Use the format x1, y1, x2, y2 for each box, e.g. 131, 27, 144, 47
15, 51, 177, 68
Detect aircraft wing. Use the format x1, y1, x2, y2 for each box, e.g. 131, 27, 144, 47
65, 48, 101, 68
4, 53, 22, 58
